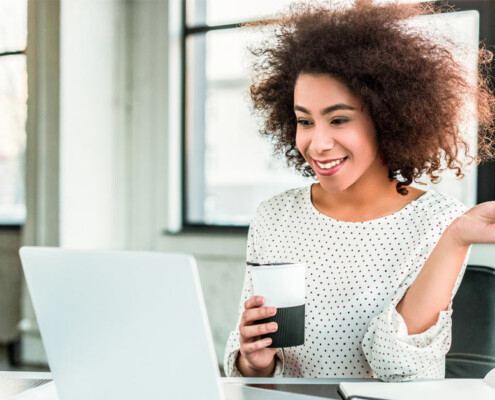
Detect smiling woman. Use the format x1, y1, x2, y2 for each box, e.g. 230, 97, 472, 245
224, 0, 495, 382
248, 3, 494, 196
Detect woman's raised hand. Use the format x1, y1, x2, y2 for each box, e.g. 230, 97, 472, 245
450, 201, 495, 246
236, 295, 278, 376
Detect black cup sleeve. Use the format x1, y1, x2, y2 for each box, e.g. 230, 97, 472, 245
255, 304, 305, 348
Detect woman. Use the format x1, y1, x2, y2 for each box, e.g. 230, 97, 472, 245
224, 1, 495, 381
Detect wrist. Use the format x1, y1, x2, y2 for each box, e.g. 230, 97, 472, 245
236, 352, 276, 377
446, 217, 472, 249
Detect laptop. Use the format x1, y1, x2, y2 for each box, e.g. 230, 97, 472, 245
19, 247, 324, 400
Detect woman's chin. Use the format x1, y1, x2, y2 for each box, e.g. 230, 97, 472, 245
316, 179, 351, 194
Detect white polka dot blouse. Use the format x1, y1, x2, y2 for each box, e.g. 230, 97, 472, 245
224, 185, 470, 381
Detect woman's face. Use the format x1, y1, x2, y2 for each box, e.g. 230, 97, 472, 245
294, 73, 381, 194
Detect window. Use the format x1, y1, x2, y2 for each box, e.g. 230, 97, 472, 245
0, 0, 27, 224
183, 0, 310, 229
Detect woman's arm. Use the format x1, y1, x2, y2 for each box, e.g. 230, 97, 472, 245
395, 227, 469, 335
396, 201, 495, 335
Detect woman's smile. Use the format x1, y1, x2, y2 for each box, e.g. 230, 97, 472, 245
312, 156, 348, 176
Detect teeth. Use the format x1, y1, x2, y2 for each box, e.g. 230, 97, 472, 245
316, 157, 346, 169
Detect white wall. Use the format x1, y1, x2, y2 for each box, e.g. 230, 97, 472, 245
59, 0, 128, 250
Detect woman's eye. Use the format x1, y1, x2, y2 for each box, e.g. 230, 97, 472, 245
297, 119, 312, 126
331, 118, 349, 125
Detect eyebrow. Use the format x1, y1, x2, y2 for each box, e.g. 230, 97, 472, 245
294, 104, 356, 115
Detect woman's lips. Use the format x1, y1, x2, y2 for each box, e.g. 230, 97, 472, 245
313, 157, 347, 176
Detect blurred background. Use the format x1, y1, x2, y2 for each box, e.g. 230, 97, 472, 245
0, 0, 493, 373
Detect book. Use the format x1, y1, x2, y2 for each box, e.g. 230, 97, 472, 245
338, 368, 495, 400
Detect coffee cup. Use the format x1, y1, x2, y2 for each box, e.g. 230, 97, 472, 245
248, 262, 306, 348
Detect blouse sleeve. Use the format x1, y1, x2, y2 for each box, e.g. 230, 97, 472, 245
362, 230, 471, 382
223, 206, 285, 377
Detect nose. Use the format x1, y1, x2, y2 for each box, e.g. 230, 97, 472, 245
308, 124, 335, 155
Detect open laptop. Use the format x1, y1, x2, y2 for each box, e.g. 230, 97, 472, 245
19, 247, 324, 400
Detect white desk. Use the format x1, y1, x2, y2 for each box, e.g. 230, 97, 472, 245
0, 372, 371, 399
0, 372, 52, 399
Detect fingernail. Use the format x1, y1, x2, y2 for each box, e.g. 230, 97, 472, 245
269, 322, 278, 331
270, 307, 277, 315
257, 296, 264, 303
265, 338, 272, 345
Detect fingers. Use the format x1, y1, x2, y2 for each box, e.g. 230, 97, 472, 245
241, 305, 277, 326
238, 296, 279, 363
241, 337, 273, 355
239, 296, 278, 347
239, 322, 278, 343
244, 295, 265, 310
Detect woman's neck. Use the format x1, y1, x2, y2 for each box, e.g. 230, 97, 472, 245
311, 166, 425, 222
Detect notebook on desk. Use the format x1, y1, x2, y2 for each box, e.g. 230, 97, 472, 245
338, 367, 495, 400
19, 247, 327, 400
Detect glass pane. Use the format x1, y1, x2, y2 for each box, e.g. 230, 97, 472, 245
0, 0, 27, 53
186, 0, 430, 27
186, 28, 310, 226
0, 55, 27, 223
186, 0, 297, 26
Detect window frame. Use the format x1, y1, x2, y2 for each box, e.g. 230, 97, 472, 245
181, 2, 270, 232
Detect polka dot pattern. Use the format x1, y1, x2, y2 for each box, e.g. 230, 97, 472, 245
224, 185, 469, 381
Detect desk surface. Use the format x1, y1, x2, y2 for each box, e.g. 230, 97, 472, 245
4, 371, 495, 400
0, 372, 52, 399
0, 373, 342, 399
223, 377, 372, 399
0, 372, 374, 399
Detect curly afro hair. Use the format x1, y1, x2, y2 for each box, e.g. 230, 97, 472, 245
247, 0, 495, 195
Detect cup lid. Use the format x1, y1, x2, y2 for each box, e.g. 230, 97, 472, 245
247, 261, 306, 270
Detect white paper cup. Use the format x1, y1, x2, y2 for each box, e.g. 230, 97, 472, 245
249, 262, 305, 348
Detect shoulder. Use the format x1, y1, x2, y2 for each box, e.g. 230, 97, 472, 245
255, 186, 309, 217
416, 189, 468, 222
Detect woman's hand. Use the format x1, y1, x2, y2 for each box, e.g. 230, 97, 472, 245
236, 295, 278, 377
450, 201, 495, 246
